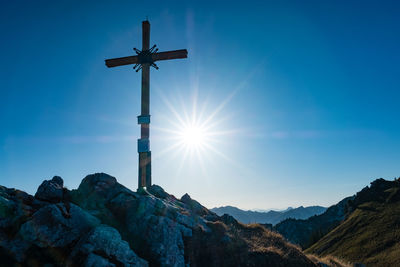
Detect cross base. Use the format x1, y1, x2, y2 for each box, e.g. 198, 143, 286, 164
136, 186, 150, 195
138, 151, 151, 188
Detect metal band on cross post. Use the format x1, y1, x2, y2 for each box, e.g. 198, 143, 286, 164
105, 20, 188, 190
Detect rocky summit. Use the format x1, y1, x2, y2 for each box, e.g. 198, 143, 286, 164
0, 173, 321, 267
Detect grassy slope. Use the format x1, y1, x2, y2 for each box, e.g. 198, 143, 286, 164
185, 218, 317, 267
306, 200, 400, 266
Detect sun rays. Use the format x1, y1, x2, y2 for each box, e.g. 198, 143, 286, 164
145, 58, 263, 182
151, 88, 238, 177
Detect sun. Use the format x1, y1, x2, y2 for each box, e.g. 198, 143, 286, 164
181, 125, 206, 148
152, 87, 240, 177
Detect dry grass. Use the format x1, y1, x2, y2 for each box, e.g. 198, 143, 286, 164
184, 220, 316, 266
306, 201, 400, 266
307, 254, 352, 267
238, 223, 317, 266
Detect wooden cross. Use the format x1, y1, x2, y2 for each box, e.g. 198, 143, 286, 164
105, 20, 188, 190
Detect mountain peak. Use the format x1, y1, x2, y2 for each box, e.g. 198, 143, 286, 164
0, 173, 319, 267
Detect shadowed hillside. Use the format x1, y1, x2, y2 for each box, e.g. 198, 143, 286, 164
306, 178, 400, 266
274, 196, 353, 249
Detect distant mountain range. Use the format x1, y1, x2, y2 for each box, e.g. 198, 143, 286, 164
211, 205, 326, 225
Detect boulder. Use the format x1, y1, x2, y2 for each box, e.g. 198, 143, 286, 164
0, 186, 35, 231
0, 193, 14, 221
35, 176, 64, 202
220, 213, 239, 227
19, 203, 100, 248
181, 193, 210, 217
71, 225, 148, 267
147, 184, 170, 199
73, 174, 206, 266
71, 173, 134, 211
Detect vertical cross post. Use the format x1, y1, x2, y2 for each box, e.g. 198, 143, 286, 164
139, 21, 151, 188
105, 20, 187, 191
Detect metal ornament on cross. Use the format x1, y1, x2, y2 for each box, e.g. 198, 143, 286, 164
105, 20, 188, 190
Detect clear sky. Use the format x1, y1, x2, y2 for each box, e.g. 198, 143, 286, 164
1, 1, 399, 210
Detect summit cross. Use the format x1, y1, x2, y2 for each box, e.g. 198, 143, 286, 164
105, 20, 188, 190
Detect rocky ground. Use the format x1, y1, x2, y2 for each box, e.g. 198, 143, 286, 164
0, 173, 324, 267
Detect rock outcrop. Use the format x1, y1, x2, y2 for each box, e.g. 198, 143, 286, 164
0, 175, 147, 267
35, 175, 64, 202
0, 173, 319, 267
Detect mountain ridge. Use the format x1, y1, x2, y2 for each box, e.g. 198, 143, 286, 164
211, 205, 326, 225
305, 178, 400, 266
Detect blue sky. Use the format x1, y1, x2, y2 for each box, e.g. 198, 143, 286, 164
1, 1, 399, 210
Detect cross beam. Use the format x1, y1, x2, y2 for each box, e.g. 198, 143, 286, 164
105, 49, 188, 68
105, 20, 188, 190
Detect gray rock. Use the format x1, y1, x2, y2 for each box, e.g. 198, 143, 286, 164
71, 173, 135, 212
180, 193, 210, 217
113, 194, 189, 266
19, 203, 100, 248
84, 253, 115, 267
0, 186, 35, 229
35, 176, 64, 202
148, 185, 170, 199
220, 213, 239, 227
51, 176, 64, 187
132, 214, 186, 266
73, 174, 206, 266
0, 195, 14, 220
71, 225, 148, 267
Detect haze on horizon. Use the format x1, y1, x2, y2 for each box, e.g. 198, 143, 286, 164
1, 1, 399, 210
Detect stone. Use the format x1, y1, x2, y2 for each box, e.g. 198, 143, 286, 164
147, 184, 170, 199
84, 253, 113, 267
19, 203, 100, 248
180, 193, 210, 217
0, 195, 14, 219
51, 176, 64, 187
71, 225, 148, 267
73, 175, 205, 266
35, 176, 64, 203
0, 187, 35, 230
220, 214, 239, 227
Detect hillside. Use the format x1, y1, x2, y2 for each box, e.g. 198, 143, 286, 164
211, 205, 326, 225
274, 196, 352, 249
0, 173, 320, 267
306, 178, 400, 266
